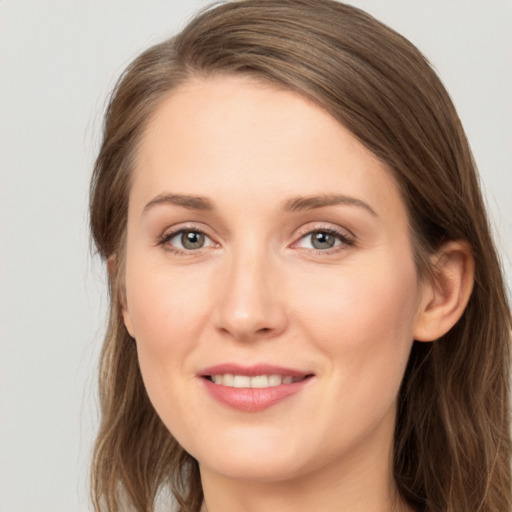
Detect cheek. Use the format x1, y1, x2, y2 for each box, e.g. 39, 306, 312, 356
124, 258, 212, 355
286, 256, 420, 448
123, 260, 214, 431
293, 255, 419, 380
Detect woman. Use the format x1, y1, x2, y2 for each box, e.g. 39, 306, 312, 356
89, 1, 511, 511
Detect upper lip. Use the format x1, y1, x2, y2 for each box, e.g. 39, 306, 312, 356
199, 364, 313, 378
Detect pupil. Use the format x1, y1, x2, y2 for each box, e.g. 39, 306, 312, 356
182, 231, 204, 249
312, 231, 335, 249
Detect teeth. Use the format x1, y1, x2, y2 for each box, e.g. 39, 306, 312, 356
251, 375, 269, 388
233, 375, 251, 388
268, 375, 282, 386
223, 374, 234, 386
209, 374, 302, 388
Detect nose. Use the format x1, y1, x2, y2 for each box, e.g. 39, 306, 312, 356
214, 247, 288, 342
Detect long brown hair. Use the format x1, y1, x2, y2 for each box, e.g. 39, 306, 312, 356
89, 1, 511, 511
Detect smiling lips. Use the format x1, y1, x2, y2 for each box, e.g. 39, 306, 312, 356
209, 374, 302, 387
200, 365, 313, 412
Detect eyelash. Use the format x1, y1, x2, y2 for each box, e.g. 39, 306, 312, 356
157, 225, 355, 256
157, 224, 214, 256
294, 226, 355, 254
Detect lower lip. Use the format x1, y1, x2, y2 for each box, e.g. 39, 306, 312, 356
202, 377, 311, 412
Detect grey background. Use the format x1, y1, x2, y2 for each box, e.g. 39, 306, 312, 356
1, 1, 510, 511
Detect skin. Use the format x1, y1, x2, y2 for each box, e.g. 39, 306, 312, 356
121, 75, 473, 512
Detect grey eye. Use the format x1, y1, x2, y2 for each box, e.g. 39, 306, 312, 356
179, 230, 206, 250
309, 231, 338, 250
164, 229, 212, 251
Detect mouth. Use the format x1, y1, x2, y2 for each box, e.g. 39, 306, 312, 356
203, 374, 310, 388
199, 364, 314, 412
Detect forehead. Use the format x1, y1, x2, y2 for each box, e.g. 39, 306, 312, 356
131, 74, 406, 223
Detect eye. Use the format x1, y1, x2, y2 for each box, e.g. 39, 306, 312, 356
295, 228, 354, 251
160, 228, 215, 253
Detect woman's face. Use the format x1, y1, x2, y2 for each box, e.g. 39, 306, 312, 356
122, 75, 427, 484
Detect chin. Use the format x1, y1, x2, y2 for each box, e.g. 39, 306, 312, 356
189, 427, 315, 483
201, 455, 310, 484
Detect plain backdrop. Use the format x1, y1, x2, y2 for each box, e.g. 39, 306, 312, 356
1, 1, 510, 511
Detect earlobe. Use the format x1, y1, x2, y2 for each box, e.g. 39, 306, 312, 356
414, 241, 474, 342
108, 254, 135, 338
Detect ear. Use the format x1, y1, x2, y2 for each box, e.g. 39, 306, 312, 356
414, 240, 474, 342
108, 254, 135, 338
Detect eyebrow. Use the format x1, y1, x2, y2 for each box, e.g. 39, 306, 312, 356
283, 194, 378, 217
143, 192, 377, 217
143, 193, 214, 213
